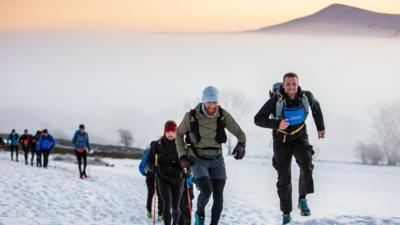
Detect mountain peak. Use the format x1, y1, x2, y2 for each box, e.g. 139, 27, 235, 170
324, 3, 360, 11
255, 4, 400, 38
314, 3, 372, 17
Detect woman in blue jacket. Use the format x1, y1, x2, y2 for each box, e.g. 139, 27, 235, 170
72, 124, 91, 179
37, 129, 56, 169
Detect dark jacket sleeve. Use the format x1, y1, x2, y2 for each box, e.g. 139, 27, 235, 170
305, 91, 325, 131
254, 95, 281, 129
147, 141, 156, 168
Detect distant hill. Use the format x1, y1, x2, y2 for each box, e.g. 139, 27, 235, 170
255, 4, 400, 38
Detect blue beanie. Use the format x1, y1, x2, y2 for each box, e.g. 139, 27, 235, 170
202, 86, 219, 103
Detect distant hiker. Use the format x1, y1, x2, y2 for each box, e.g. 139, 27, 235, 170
19, 129, 32, 165
37, 129, 56, 169
7, 129, 20, 162
138, 146, 163, 220
254, 73, 325, 224
148, 120, 184, 225
72, 124, 91, 179
30, 131, 41, 166
0, 137, 5, 149
176, 86, 247, 225
178, 174, 194, 225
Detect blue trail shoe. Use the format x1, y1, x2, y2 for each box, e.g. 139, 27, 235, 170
282, 213, 292, 225
194, 211, 205, 225
298, 199, 311, 216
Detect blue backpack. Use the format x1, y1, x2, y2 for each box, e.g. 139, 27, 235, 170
138, 148, 150, 176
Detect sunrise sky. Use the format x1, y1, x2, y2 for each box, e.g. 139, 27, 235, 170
1, 0, 400, 32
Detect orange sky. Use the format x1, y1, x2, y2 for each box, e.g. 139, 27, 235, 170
0, 0, 399, 32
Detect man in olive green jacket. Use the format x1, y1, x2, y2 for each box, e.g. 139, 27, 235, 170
176, 86, 246, 225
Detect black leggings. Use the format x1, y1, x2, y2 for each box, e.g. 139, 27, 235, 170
146, 173, 163, 215
157, 177, 184, 225
42, 151, 50, 168
30, 145, 36, 165
196, 177, 226, 225
10, 145, 18, 160
75, 150, 87, 176
22, 146, 30, 164
36, 151, 50, 168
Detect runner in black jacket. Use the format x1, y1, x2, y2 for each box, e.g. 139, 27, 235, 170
254, 73, 325, 225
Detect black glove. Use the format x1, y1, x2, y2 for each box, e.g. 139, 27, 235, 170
180, 155, 191, 169
232, 142, 246, 160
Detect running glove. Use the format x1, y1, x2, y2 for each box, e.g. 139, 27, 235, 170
232, 142, 246, 160
180, 155, 191, 169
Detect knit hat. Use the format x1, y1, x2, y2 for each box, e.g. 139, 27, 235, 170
202, 86, 219, 103
164, 120, 177, 133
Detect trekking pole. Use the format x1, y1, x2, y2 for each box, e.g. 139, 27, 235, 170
53, 154, 57, 169
184, 168, 192, 224
185, 146, 193, 224
153, 154, 158, 225
88, 149, 91, 177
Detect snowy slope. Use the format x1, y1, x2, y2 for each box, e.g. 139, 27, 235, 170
0, 152, 399, 225
256, 4, 400, 38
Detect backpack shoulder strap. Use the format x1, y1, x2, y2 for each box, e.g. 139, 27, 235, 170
215, 107, 227, 143
189, 109, 197, 121
274, 93, 285, 119
151, 139, 163, 154
218, 107, 225, 121
300, 91, 310, 116
150, 140, 157, 154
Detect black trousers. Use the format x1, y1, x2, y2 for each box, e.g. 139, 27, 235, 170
157, 177, 184, 225
75, 150, 87, 176
196, 177, 226, 225
22, 146, 30, 164
146, 173, 163, 215
178, 183, 194, 225
36, 152, 42, 167
272, 134, 314, 214
30, 145, 36, 166
42, 151, 50, 168
10, 145, 18, 160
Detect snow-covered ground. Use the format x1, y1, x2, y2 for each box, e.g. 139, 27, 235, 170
0, 151, 399, 225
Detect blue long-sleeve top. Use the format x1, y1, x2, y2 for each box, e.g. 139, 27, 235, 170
7, 133, 19, 145
72, 130, 90, 150
37, 135, 56, 152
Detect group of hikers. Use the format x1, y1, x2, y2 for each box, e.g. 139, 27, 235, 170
3, 129, 56, 168
138, 72, 325, 225
1, 124, 92, 179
